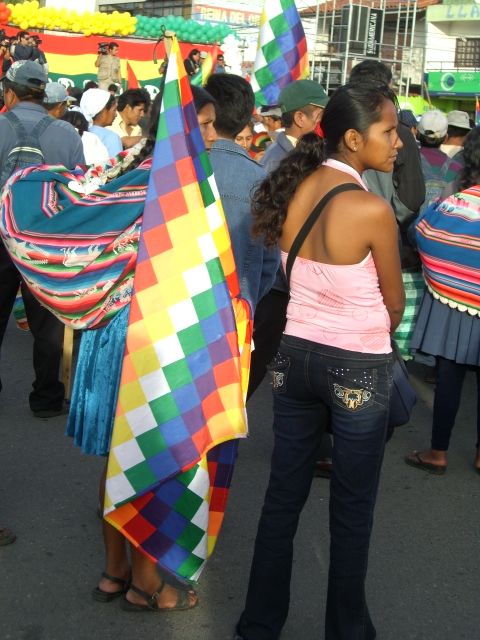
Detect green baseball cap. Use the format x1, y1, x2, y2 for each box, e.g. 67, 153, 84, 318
278, 80, 329, 113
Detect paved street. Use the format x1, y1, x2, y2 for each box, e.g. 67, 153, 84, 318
0, 316, 478, 640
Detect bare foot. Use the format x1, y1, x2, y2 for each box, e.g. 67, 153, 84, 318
126, 581, 197, 610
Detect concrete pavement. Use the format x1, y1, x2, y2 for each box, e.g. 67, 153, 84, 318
0, 316, 478, 640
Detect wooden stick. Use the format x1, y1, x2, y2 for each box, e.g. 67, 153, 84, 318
423, 81, 433, 109
61, 326, 74, 401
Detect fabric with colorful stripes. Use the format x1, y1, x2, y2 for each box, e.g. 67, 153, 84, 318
416, 186, 480, 316
0, 153, 150, 329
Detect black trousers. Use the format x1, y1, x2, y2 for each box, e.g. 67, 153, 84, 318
0, 241, 64, 411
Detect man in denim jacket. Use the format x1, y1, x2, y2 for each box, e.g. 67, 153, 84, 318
205, 74, 279, 314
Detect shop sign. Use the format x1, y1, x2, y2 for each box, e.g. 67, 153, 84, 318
427, 71, 480, 96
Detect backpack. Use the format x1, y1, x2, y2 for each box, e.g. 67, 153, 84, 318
419, 152, 453, 216
0, 111, 54, 188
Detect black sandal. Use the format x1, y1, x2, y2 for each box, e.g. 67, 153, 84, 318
120, 581, 198, 613
92, 571, 132, 602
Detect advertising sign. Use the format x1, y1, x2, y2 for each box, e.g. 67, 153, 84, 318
365, 9, 383, 58
193, 0, 262, 26
427, 71, 480, 96
427, 4, 480, 21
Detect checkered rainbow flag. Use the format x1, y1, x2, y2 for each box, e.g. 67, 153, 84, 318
104, 35, 252, 583
251, 0, 310, 106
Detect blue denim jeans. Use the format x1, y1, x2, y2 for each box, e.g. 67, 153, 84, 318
238, 335, 393, 640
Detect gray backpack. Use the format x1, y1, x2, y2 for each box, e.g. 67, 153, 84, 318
0, 111, 54, 188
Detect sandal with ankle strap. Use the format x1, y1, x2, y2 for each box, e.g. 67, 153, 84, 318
120, 581, 198, 613
92, 571, 132, 602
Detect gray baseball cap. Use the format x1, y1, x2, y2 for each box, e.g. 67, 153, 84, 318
0, 60, 46, 89
44, 82, 76, 104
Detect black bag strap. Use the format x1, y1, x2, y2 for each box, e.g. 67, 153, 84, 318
285, 183, 364, 288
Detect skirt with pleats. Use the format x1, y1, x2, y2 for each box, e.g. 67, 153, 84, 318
410, 289, 480, 366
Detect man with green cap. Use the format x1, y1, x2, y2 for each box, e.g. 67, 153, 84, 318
260, 79, 328, 173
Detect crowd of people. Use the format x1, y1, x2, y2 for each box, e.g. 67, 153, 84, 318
0, 41, 479, 640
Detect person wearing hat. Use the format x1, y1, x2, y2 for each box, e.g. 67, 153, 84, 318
440, 110, 471, 161
248, 81, 328, 408
398, 109, 419, 137
418, 110, 462, 186
259, 104, 283, 140
260, 79, 328, 174
80, 88, 122, 158
43, 81, 75, 120
0, 61, 84, 421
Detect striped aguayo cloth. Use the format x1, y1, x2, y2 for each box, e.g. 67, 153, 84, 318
416, 186, 480, 316
1, 153, 149, 330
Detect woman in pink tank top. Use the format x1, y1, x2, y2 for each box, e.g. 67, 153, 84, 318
237, 84, 405, 640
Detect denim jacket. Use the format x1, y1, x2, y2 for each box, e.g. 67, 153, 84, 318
209, 139, 280, 312
260, 132, 294, 174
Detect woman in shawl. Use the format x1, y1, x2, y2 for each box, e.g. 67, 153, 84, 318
405, 126, 480, 476
68, 85, 218, 611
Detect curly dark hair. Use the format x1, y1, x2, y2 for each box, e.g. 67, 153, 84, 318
251, 82, 397, 248
458, 126, 480, 191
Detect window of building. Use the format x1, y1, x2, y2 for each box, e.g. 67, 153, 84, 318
455, 38, 480, 67
98, 0, 191, 18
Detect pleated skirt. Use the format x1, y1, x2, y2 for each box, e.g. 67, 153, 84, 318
410, 289, 480, 366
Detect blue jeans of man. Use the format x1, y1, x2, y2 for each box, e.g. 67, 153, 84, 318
238, 335, 393, 640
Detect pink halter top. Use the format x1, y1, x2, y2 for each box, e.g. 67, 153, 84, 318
283, 160, 392, 354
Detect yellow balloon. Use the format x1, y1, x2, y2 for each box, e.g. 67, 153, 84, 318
23, 1, 31, 8
121, 28, 129, 36
28, 17, 36, 26
105, 28, 113, 36
31, 0, 39, 8
20, 20, 28, 29
60, 22, 68, 30
112, 10, 119, 16
36, 21, 44, 28
111, 21, 119, 31
54, 18, 62, 27
7, 4, 14, 9
83, 29, 92, 37
128, 25, 136, 34
72, 22, 81, 32
91, 26, 99, 34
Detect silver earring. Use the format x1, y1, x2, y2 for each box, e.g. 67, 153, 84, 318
353, 146, 357, 151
